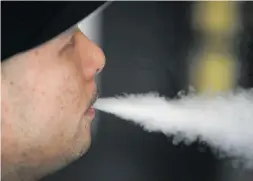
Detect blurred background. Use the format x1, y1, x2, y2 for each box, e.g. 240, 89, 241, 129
42, 1, 253, 181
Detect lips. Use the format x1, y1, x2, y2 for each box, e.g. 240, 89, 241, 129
86, 107, 95, 116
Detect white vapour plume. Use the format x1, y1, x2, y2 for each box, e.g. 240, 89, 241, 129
94, 88, 253, 168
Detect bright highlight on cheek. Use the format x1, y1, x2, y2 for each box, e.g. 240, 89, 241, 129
94, 88, 253, 169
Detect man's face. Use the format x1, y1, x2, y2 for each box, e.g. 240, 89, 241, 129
2, 28, 105, 179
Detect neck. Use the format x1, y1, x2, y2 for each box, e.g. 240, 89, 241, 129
2, 163, 39, 181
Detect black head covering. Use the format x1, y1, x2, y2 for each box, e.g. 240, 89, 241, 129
1, 1, 105, 61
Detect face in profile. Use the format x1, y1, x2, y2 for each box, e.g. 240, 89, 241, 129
1, 28, 105, 180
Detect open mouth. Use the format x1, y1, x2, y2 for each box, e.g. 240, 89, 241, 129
85, 91, 99, 117
90, 93, 99, 107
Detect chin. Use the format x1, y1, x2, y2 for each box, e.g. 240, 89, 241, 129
73, 117, 92, 156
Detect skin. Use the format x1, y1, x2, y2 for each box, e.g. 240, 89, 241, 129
1, 28, 106, 181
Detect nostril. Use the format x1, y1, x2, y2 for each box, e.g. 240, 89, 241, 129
96, 69, 100, 74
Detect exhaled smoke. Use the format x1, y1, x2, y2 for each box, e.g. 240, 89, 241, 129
94, 88, 253, 168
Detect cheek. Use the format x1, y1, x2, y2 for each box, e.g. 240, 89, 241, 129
39, 60, 87, 111
23, 60, 90, 144
22, 77, 90, 161
41, 75, 88, 134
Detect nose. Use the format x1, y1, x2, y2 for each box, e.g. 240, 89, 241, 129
74, 30, 105, 81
